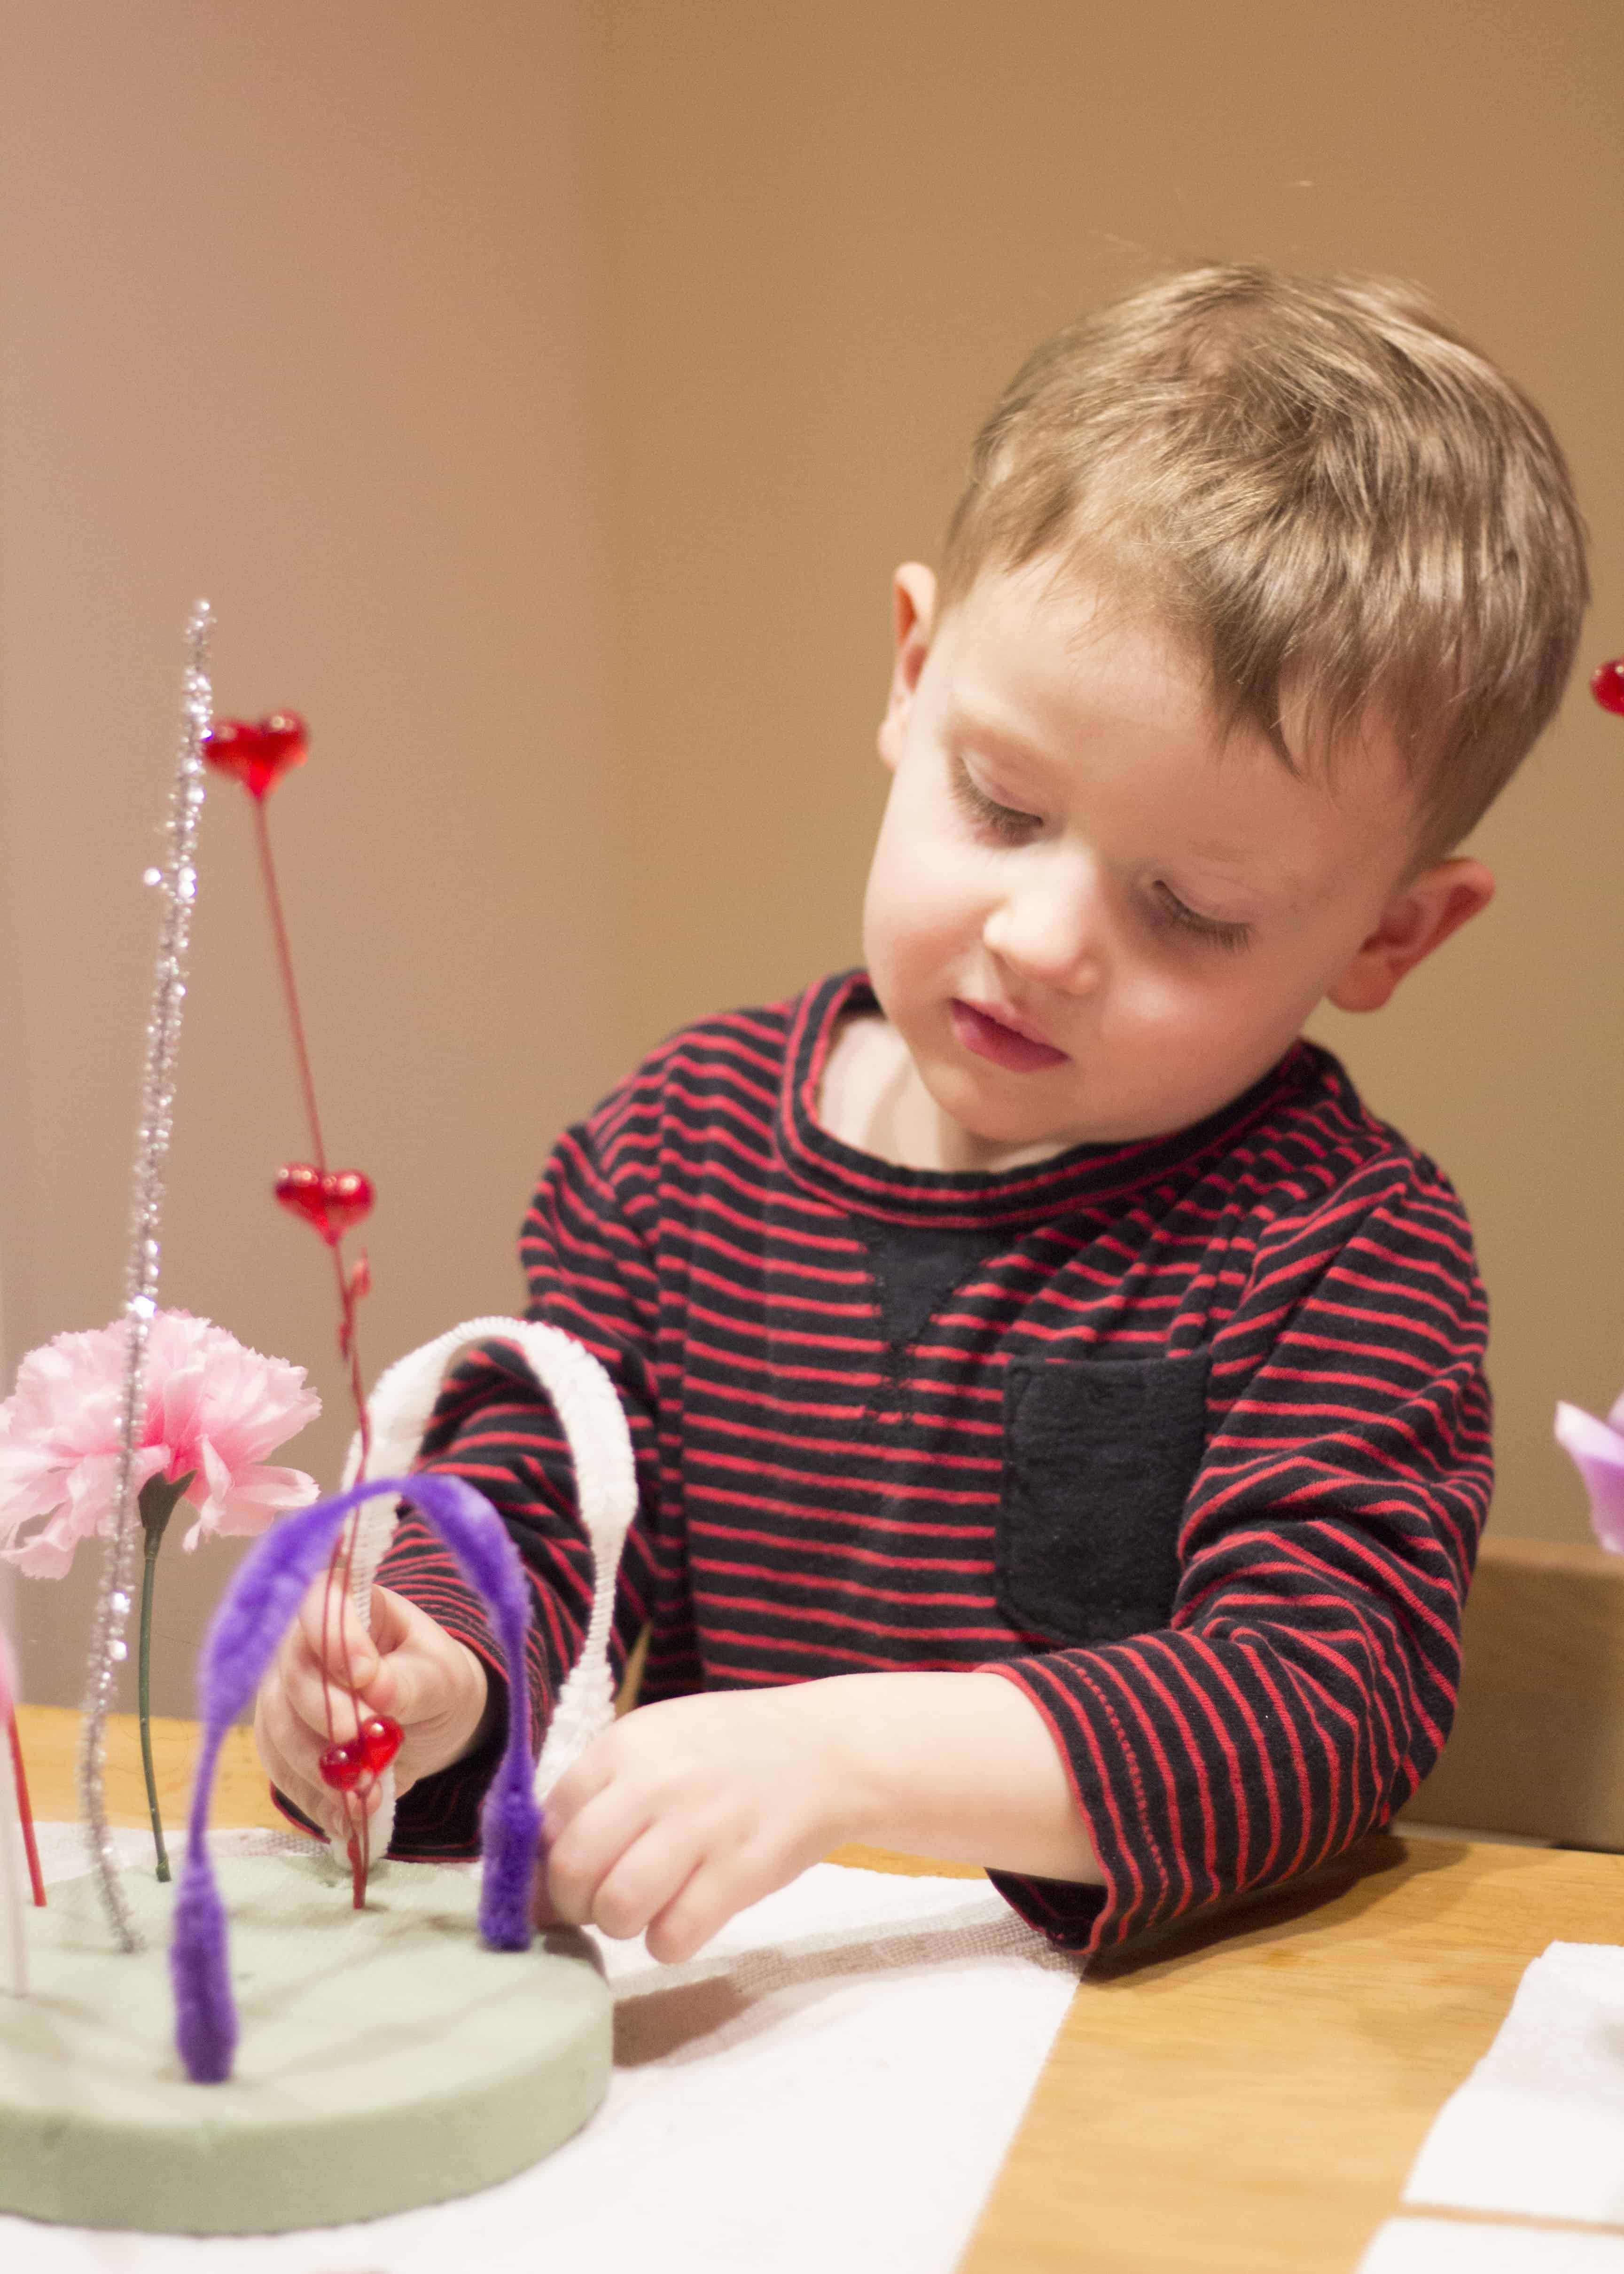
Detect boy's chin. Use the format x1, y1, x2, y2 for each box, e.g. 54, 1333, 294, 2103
924, 1069, 1101, 1161
926, 1065, 1196, 1159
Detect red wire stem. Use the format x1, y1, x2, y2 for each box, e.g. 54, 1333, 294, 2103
249, 788, 374, 1902
251, 798, 373, 1476
8, 1709, 47, 1907
251, 798, 327, 1174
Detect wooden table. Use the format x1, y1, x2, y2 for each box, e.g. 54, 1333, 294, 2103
16, 1702, 286, 1835
17, 1705, 1624, 2272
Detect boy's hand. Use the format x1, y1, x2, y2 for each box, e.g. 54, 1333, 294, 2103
540, 1670, 1101, 1964
253, 1580, 490, 1843
539, 1685, 853, 1965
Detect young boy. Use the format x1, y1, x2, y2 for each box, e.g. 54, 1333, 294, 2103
256, 264, 1588, 1965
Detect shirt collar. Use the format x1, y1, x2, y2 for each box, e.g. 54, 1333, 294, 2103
775, 970, 1316, 1228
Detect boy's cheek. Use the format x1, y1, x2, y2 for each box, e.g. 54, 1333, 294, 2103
866, 863, 977, 980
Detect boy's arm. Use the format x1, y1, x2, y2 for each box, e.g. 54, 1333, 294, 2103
981, 1154, 1490, 1956
542, 1154, 1486, 1963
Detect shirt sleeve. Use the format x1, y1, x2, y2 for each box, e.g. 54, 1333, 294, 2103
379, 1109, 664, 1858
983, 1155, 1492, 1958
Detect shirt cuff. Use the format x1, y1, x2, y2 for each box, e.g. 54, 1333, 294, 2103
387, 1672, 511, 1858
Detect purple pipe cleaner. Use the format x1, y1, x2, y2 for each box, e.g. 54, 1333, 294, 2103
171, 1472, 540, 2085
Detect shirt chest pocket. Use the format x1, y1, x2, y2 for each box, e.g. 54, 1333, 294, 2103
996, 1351, 1212, 1648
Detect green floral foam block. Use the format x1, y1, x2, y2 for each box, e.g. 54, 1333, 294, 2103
0, 1851, 610, 2234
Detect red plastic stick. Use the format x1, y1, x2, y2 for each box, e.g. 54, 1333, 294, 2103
249, 800, 373, 1479
7, 1709, 47, 1908
206, 714, 380, 1901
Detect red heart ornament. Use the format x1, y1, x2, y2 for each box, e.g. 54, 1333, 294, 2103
1594, 659, 1624, 718
274, 1162, 375, 1245
358, 1715, 403, 1774
203, 711, 309, 800
317, 1717, 401, 1794
317, 1737, 367, 1793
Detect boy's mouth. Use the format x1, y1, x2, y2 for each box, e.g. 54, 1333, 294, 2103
950, 999, 1070, 1073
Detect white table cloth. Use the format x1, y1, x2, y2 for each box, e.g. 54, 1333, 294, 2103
1359, 1939, 1624, 2271
3, 1826, 1079, 2273
1361, 2218, 1624, 2272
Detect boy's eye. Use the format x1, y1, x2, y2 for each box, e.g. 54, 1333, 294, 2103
950, 759, 1042, 844
1150, 882, 1253, 953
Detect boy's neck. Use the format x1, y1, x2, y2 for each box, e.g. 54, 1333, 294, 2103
818, 1009, 1071, 1176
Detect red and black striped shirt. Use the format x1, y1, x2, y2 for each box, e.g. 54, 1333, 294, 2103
383, 970, 1491, 1958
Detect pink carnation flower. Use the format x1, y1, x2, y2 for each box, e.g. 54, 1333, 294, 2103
0, 1311, 321, 1576
1555, 1391, 1624, 1556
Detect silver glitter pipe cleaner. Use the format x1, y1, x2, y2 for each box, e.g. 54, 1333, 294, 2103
77, 601, 213, 1951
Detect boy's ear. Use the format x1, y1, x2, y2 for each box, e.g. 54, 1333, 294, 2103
877, 563, 936, 772
1326, 857, 1495, 1013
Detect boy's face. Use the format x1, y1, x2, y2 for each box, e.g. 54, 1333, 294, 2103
863, 560, 1492, 1168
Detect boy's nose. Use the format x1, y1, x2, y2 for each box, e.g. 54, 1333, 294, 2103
981, 855, 1106, 994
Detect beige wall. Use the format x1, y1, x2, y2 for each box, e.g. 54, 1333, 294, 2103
0, 4, 619, 1708
600, 0, 1624, 1548
2, 2, 1619, 1707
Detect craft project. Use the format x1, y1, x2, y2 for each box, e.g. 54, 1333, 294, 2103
0, 1472, 610, 2233
0, 619, 639, 2234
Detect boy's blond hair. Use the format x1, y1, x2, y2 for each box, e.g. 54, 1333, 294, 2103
939, 265, 1588, 860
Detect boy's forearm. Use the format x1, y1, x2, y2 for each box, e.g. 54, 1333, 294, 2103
812, 1669, 1103, 1883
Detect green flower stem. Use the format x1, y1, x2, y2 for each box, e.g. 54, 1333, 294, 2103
135, 1470, 195, 1884
137, 1530, 168, 1882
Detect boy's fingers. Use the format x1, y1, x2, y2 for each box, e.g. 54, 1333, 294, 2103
543, 1734, 617, 1833
262, 1617, 382, 1760
531, 1852, 564, 1929
277, 1643, 359, 1743
544, 1782, 656, 1926
295, 1576, 378, 1688
644, 1861, 737, 1966
367, 1584, 414, 1652
252, 1691, 332, 1831
579, 1821, 701, 1943
367, 1632, 486, 1747
255, 1707, 385, 1845
270, 1614, 375, 1742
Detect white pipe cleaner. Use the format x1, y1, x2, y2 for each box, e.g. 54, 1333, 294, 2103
338, 1317, 638, 1856
0, 1628, 26, 1997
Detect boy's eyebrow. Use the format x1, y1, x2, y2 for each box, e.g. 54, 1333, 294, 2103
1176, 844, 1312, 909
948, 706, 1051, 766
